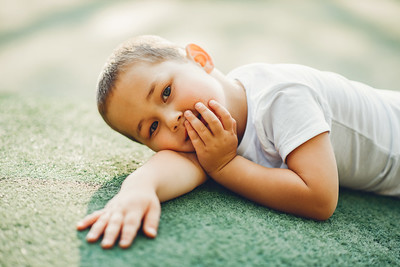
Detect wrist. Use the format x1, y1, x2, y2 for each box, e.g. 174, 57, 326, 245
120, 169, 158, 193
208, 154, 238, 180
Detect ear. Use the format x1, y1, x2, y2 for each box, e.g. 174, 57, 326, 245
185, 43, 214, 73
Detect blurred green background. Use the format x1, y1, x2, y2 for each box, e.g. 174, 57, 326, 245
1, 0, 399, 100
1, 1, 399, 266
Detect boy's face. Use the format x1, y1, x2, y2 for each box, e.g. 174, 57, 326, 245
106, 59, 225, 152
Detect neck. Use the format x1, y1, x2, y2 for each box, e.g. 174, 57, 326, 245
212, 69, 247, 143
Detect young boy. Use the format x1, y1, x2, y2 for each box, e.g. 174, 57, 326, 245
77, 35, 400, 249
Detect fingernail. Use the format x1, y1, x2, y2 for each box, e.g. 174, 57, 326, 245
102, 239, 112, 246
119, 240, 129, 247
195, 102, 202, 109
86, 233, 95, 240
184, 110, 191, 117
147, 227, 157, 237
209, 99, 216, 105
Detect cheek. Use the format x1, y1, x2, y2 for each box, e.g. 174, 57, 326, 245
176, 74, 217, 101
177, 84, 220, 107
153, 131, 178, 149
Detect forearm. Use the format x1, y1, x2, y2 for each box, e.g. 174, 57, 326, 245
210, 155, 336, 220
183, 100, 337, 220
120, 150, 207, 202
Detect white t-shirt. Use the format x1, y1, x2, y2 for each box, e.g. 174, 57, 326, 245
228, 63, 400, 197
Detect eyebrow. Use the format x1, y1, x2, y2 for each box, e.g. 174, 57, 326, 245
137, 119, 143, 136
146, 81, 156, 101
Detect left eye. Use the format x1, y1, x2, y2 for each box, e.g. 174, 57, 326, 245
149, 121, 158, 137
162, 86, 171, 102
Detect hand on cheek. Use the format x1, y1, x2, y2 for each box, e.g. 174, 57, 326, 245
184, 100, 238, 177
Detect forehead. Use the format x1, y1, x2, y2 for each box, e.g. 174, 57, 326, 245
117, 61, 156, 90
116, 60, 179, 92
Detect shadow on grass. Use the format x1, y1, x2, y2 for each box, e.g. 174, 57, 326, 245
76, 174, 157, 266
76, 176, 233, 266
77, 175, 400, 266
76, 176, 263, 266
76, 175, 143, 266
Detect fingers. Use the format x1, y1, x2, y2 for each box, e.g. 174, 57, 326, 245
101, 212, 124, 249
118, 200, 160, 248
185, 119, 204, 151
76, 210, 104, 230
184, 101, 236, 138
184, 109, 213, 142
142, 201, 161, 239
85, 211, 111, 243
77, 198, 161, 249
208, 100, 236, 133
194, 102, 224, 134
118, 211, 142, 248
184, 102, 220, 146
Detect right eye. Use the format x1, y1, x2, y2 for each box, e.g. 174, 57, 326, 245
162, 85, 171, 102
149, 121, 158, 137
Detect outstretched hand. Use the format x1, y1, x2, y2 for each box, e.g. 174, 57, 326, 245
76, 186, 160, 249
184, 100, 238, 177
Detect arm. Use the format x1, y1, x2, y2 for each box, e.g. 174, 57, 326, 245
77, 150, 207, 249
208, 132, 338, 220
132, 150, 207, 202
185, 100, 338, 220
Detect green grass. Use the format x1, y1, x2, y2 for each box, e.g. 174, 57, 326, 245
1, 93, 399, 266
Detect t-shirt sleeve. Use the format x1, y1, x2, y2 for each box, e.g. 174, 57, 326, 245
256, 83, 331, 162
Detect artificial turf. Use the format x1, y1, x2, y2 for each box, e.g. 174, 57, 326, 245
1, 93, 399, 266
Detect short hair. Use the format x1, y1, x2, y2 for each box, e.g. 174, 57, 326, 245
96, 35, 186, 141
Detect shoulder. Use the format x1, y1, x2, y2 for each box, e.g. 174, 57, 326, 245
227, 63, 323, 89
227, 63, 270, 85
227, 63, 268, 74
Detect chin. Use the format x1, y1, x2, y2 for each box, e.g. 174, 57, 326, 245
155, 144, 195, 153
176, 144, 195, 153
176, 147, 195, 153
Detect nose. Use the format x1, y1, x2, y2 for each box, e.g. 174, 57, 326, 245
164, 110, 183, 132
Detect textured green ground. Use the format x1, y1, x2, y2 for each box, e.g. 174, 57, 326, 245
1, 1, 400, 266
1, 93, 400, 266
